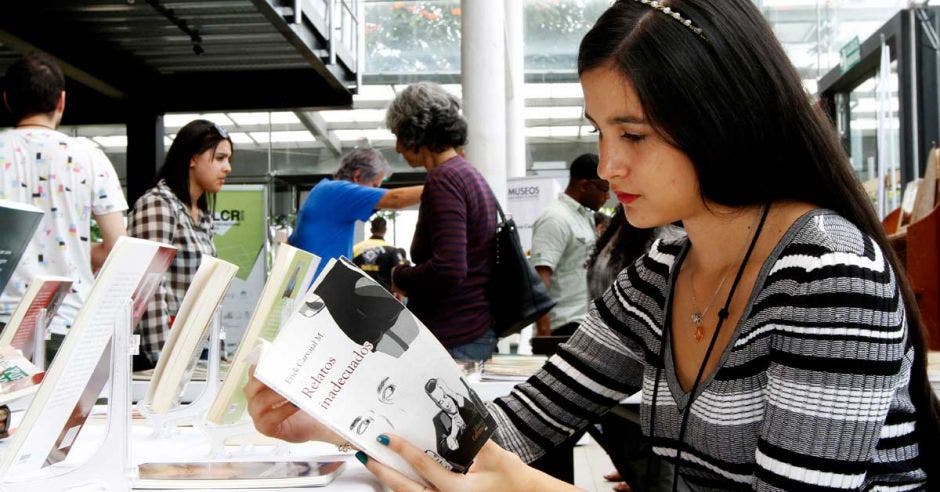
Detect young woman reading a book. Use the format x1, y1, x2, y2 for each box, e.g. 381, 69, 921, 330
128, 119, 232, 370
246, 0, 939, 489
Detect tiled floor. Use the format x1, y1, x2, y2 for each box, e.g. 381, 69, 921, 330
574, 433, 618, 492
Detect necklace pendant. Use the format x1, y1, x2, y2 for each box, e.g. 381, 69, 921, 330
690, 312, 703, 325
694, 324, 705, 342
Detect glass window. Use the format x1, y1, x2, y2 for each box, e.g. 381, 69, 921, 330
364, 1, 462, 74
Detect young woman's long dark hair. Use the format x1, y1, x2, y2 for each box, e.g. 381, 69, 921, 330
588, 204, 656, 277
579, 0, 939, 477
156, 119, 231, 213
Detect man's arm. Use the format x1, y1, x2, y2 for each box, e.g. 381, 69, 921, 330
534, 266, 553, 336
375, 185, 423, 210
90, 212, 126, 271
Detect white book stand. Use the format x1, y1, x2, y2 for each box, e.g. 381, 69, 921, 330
194, 299, 294, 459
0, 301, 135, 491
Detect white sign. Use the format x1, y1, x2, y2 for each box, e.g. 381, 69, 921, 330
506, 176, 564, 253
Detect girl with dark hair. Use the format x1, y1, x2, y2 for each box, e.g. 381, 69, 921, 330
248, 1, 939, 490
128, 119, 232, 370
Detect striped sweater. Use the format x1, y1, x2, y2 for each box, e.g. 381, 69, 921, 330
489, 210, 927, 491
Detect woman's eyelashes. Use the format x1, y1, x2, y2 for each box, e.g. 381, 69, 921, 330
586, 127, 645, 143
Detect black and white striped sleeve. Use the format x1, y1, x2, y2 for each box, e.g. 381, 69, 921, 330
753, 237, 912, 491
487, 248, 667, 463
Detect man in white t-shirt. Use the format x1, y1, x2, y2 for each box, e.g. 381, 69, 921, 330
0, 53, 127, 340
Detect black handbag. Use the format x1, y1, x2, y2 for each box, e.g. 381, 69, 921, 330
489, 202, 557, 338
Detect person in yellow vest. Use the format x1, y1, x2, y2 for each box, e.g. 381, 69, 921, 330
352, 216, 407, 292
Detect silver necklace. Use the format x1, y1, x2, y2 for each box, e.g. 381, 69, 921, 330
684, 210, 762, 341
686, 266, 730, 341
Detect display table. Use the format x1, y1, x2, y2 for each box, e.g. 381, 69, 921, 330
1, 410, 382, 491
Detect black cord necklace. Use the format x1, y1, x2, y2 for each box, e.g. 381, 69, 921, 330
646, 203, 771, 492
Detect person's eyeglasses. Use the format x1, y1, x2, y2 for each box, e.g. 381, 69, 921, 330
211, 122, 229, 139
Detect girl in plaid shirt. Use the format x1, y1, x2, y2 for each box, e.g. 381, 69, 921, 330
127, 119, 232, 370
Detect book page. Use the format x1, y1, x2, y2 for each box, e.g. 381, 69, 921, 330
0, 238, 175, 475
256, 258, 496, 481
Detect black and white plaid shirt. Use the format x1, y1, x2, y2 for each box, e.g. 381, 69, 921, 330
127, 180, 216, 366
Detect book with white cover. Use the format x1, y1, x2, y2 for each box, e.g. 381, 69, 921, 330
255, 258, 497, 481
0, 275, 72, 358
143, 256, 238, 413
206, 244, 319, 425
0, 237, 176, 475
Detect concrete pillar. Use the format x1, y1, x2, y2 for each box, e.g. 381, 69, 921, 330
126, 108, 165, 206
505, 0, 526, 180
461, 0, 507, 205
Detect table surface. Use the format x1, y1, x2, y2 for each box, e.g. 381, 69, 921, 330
5, 372, 641, 490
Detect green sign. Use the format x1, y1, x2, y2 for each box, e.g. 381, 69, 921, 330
840, 36, 861, 74
212, 185, 266, 281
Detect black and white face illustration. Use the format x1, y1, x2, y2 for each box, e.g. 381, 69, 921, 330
377, 376, 396, 404
349, 410, 394, 436
298, 293, 326, 318
349, 414, 374, 436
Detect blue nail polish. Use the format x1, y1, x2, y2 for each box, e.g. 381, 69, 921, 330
376, 434, 390, 446
355, 451, 368, 465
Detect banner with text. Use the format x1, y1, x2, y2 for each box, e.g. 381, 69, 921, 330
212, 184, 267, 353
506, 176, 564, 253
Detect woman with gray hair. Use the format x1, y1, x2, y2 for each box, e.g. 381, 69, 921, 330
388, 82, 500, 362
290, 147, 423, 278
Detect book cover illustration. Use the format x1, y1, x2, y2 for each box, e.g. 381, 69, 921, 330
256, 258, 497, 481
0, 345, 43, 405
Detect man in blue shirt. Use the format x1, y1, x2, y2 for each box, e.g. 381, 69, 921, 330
289, 148, 422, 278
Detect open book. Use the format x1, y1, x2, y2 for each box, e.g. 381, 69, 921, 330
0, 237, 176, 475
255, 258, 497, 481
0, 200, 44, 293
205, 244, 319, 425
143, 256, 238, 414
0, 275, 72, 359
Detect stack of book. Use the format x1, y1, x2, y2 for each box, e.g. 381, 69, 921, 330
480, 354, 547, 382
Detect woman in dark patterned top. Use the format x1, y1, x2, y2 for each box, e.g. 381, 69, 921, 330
386, 82, 499, 362
246, 1, 939, 490
127, 119, 232, 370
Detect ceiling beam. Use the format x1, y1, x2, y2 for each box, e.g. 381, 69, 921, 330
295, 110, 342, 156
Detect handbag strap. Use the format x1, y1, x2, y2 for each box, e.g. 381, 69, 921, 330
494, 199, 508, 223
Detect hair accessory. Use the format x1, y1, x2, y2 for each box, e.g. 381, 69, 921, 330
210, 121, 229, 139
634, 0, 705, 39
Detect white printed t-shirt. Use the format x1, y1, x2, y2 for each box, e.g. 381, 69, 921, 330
0, 128, 127, 333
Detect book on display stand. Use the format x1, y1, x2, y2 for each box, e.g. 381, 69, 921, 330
0, 199, 44, 294
0, 275, 71, 369
200, 244, 319, 456
137, 256, 238, 435
0, 236, 176, 490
